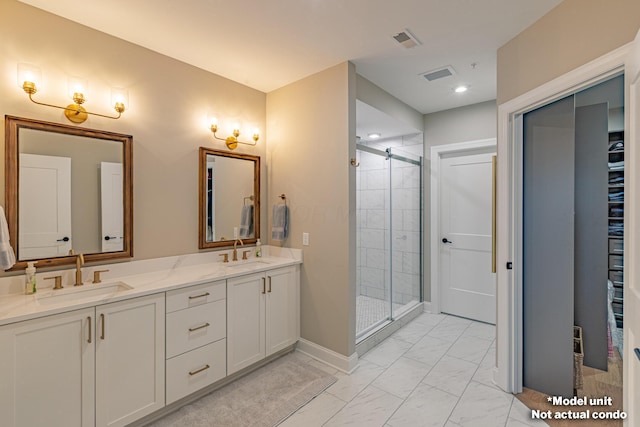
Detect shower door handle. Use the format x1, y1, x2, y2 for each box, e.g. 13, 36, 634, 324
442, 238, 453, 244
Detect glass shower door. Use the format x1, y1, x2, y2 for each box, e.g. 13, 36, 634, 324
355, 143, 423, 342
389, 147, 423, 318
356, 147, 391, 340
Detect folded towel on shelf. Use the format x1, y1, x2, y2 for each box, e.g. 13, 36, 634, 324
608, 141, 624, 152
608, 160, 624, 171
608, 225, 624, 236
608, 175, 624, 184
608, 191, 624, 201
239, 205, 254, 238
271, 204, 289, 241
0, 206, 16, 270
609, 207, 624, 217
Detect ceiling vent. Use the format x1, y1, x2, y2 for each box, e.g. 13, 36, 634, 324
420, 66, 456, 82
392, 29, 421, 49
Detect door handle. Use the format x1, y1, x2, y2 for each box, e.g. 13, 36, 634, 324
57, 236, 70, 242
442, 238, 453, 244
100, 313, 105, 340
104, 236, 117, 241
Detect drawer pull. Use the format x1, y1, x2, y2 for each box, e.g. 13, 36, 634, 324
188, 292, 210, 300
188, 322, 210, 332
87, 316, 92, 344
267, 276, 272, 293
189, 364, 210, 376
262, 277, 266, 294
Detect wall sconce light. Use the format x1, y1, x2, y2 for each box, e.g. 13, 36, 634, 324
209, 117, 259, 150
17, 63, 127, 124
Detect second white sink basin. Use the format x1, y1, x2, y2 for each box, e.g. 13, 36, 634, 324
224, 259, 270, 268
37, 282, 133, 305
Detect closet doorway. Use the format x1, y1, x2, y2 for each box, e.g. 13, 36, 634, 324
521, 75, 624, 399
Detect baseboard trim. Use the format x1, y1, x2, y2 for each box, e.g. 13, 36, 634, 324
423, 301, 432, 312
296, 338, 359, 374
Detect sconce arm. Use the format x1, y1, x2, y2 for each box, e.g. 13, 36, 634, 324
28, 92, 123, 121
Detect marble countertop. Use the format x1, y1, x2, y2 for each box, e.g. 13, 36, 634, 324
0, 246, 302, 327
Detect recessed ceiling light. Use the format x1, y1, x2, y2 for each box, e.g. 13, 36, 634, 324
454, 85, 468, 93
368, 133, 381, 139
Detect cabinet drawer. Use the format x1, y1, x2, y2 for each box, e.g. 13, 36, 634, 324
166, 339, 226, 405
166, 280, 225, 313
608, 239, 624, 254
608, 254, 624, 270
166, 300, 226, 358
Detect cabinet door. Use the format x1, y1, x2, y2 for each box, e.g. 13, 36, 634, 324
0, 308, 95, 427
266, 266, 299, 356
95, 294, 165, 427
227, 272, 265, 374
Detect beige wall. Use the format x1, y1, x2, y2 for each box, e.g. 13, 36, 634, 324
0, 0, 267, 273
497, 0, 640, 104
356, 74, 424, 132
267, 62, 356, 357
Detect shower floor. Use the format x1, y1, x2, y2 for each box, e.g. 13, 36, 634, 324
356, 295, 402, 336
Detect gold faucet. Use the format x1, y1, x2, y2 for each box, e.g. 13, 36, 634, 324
232, 238, 244, 261
69, 249, 85, 286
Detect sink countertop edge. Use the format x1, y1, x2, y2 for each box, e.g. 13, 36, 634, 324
0, 255, 301, 327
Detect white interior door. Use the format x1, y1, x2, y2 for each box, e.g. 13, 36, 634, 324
439, 149, 496, 324
19, 153, 72, 259
624, 28, 640, 426
100, 162, 123, 252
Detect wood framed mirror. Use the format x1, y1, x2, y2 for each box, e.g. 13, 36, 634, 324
5, 116, 133, 270
199, 147, 260, 249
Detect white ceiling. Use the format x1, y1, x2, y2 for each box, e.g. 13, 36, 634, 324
19, 0, 562, 117
18, 0, 564, 149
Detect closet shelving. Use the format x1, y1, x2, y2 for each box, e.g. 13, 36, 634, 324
607, 130, 624, 329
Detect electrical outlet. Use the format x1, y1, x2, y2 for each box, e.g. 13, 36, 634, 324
302, 232, 309, 246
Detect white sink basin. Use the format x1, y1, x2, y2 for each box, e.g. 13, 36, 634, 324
37, 282, 133, 305
224, 259, 270, 268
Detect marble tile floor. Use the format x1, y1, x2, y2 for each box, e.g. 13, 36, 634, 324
282, 312, 548, 427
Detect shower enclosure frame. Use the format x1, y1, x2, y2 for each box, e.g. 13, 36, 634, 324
355, 143, 423, 342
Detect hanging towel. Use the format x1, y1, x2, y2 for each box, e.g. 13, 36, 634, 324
239, 205, 254, 238
271, 204, 289, 241
0, 206, 16, 270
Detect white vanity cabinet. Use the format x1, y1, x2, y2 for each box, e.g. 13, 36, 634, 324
227, 266, 299, 375
165, 280, 227, 404
95, 294, 165, 427
0, 308, 95, 427
0, 293, 165, 427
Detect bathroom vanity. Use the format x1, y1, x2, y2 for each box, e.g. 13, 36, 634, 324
0, 247, 301, 427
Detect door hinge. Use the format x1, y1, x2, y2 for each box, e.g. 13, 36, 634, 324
506, 262, 513, 270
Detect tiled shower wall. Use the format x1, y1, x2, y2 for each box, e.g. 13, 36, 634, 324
356, 134, 422, 308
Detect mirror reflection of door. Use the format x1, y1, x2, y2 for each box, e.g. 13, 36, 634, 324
19, 153, 72, 259
100, 162, 123, 252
